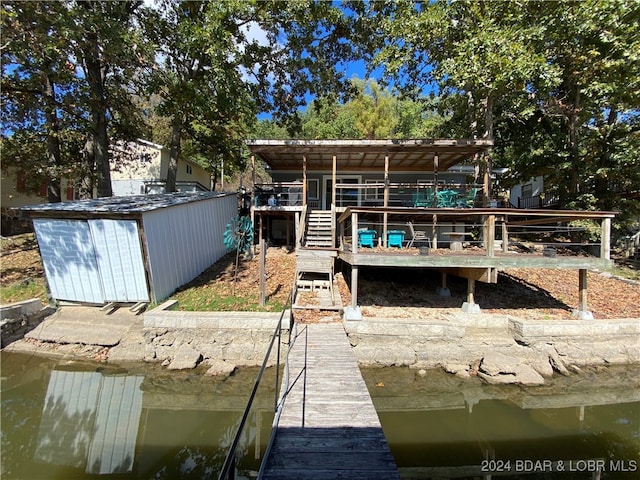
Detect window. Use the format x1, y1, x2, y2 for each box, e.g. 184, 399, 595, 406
186, 164, 193, 175
522, 183, 533, 198
307, 179, 319, 199
365, 179, 382, 200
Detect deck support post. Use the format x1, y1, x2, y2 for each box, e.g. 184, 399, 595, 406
484, 215, 495, 257
332, 154, 337, 208
344, 265, 362, 320
286, 215, 291, 249
502, 218, 509, 253
351, 212, 358, 254
600, 217, 611, 260
302, 155, 307, 207
383, 152, 389, 248
432, 214, 438, 249
572, 268, 594, 320
461, 278, 481, 314
437, 271, 451, 297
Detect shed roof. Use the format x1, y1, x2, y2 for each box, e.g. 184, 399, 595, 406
20, 191, 230, 218
246, 138, 493, 172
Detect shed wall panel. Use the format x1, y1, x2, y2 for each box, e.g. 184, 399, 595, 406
33, 219, 104, 304
89, 219, 149, 302
142, 194, 237, 302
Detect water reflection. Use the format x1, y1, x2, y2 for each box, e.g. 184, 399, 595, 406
3, 351, 639, 480
0, 352, 276, 479
362, 367, 640, 479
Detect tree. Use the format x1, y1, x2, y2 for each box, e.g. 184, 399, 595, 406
145, 0, 259, 192
1, 2, 80, 202
2, 1, 151, 199
69, 1, 149, 197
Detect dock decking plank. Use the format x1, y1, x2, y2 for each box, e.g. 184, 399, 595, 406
261, 323, 399, 479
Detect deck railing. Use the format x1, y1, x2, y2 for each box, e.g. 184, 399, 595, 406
517, 193, 560, 209
217, 290, 292, 480
254, 182, 484, 209
337, 207, 615, 260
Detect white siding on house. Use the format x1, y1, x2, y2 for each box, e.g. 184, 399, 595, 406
89, 219, 149, 303
142, 193, 237, 302
33, 219, 105, 304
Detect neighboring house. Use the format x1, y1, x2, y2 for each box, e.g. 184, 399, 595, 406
1, 139, 211, 235
509, 175, 559, 209
0, 167, 63, 235
110, 139, 210, 196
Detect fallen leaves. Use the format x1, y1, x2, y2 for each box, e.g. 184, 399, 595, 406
2, 235, 639, 320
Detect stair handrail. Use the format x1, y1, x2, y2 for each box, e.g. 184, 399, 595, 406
331, 204, 336, 248
256, 307, 302, 478
217, 290, 293, 480
298, 205, 308, 248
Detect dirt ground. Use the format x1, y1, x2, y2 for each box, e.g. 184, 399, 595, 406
2, 235, 640, 320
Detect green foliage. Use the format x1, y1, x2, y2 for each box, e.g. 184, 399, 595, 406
0, 279, 48, 305
361, 0, 640, 233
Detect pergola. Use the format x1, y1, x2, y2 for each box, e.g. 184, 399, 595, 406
246, 138, 494, 206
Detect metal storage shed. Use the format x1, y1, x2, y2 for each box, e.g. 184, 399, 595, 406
20, 192, 237, 305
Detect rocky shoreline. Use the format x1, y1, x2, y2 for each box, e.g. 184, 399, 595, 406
2, 299, 639, 386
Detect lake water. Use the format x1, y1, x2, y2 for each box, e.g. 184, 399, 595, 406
1, 351, 638, 479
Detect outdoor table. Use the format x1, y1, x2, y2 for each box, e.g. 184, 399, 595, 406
443, 231, 470, 250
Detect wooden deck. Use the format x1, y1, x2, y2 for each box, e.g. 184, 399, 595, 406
261, 323, 399, 480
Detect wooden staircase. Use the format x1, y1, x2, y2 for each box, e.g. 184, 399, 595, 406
295, 249, 335, 302
303, 210, 333, 248
295, 210, 337, 305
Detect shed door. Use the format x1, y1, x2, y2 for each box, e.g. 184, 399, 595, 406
33, 219, 104, 304
89, 219, 149, 302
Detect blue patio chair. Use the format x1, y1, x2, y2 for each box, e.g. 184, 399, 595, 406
456, 188, 478, 208
413, 188, 434, 207
436, 189, 458, 208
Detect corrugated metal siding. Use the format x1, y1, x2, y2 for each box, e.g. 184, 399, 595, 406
89, 219, 149, 302
35, 370, 143, 474
142, 193, 237, 302
87, 375, 144, 474
33, 219, 105, 304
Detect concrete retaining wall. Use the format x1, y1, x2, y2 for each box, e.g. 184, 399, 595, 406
140, 301, 291, 369
0, 299, 53, 348
344, 314, 640, 380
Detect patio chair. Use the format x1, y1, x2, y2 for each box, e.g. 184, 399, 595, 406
413, 188, 434, 207
436, 189, 458, 208
406, 222, 431, 248
456, 188, 478, 208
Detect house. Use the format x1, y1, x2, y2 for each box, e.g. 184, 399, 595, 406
1, 166, 49, 235
509, 175, 559, 209
245, 139, 615, 320
1, 139, 211, 235
110, 139, 210, 196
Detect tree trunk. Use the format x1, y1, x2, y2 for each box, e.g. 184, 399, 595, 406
481, 93, 494, 206
82, 30, 112, 198
166, 116, 183, 193
567, 87, 581, 201
43, 72, 62, 203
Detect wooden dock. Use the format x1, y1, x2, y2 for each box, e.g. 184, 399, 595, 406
261, 323, 399, 480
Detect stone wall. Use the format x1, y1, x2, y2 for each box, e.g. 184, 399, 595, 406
344, 313, 640, 385
135, 301, 291, 375
0, 299, 54, 348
